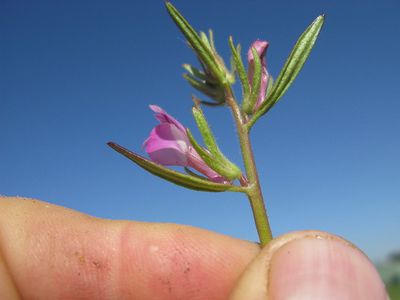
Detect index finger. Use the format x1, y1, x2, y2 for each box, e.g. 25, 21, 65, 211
0, 197, 259, 299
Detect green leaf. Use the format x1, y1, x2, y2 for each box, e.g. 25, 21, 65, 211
186, 130, 230, 175
183, 64, 207, 81
191, 105, 219, 153
191, 106, 242, 179
191, 95, 224, 107
208, 29, 216, 53
243, 47, 262, 114
249, 15, 325, 128
186, 130, 240, 181
265, 76, 274, 99
183, 73, 224, 101
198, 101, 225, 107
165, 2, 225, 84
107, 142, 240, 192
200, 31, 211, 49
229, 37, 250, 102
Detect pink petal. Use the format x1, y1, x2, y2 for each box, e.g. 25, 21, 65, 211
149, 105, 186, 133
247, 40, 269, 63
144, 105, 229, 183
143, 123, 188, 166
247, 40, 270, 110
255, 71, 269, 109
146, 147, 187, 166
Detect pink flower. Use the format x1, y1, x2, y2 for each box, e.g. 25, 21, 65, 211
143, 105, 227, 183
247, 40, 270, 110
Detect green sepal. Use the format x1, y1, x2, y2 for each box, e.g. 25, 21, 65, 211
198, 100, 225, 107
191, 106, 242, 180
203, 29, 235, 85
200, 31, 212, 50
183, 73, 225, 101
186, 129, 241, 181
243, 47, 262, 114
265, 76, 274, 99
191, 105, 218, 151
249, 15, 325, 128
192, 95, 225, 107
183, 64, 207, 81
107, 142, 240, 192
229, 37, 250, 102
165, 2, 226, 84
208, 29, 216, 53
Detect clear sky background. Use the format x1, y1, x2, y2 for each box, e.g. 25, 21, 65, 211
1, 0, 399, 261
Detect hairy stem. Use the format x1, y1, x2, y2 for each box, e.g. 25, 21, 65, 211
224, 86, 273, 246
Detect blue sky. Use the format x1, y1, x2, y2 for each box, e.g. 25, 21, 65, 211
1, 0, 399, 261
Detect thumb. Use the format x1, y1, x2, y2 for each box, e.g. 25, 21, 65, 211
230, 231, 388, 300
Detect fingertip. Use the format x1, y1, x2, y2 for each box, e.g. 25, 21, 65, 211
230, 231, 388, 300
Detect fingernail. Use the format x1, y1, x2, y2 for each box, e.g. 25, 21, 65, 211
268, 235, 387, 300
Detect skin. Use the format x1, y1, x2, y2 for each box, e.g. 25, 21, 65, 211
0, 196, 388, 299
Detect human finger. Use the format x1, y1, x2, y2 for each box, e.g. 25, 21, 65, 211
230, 231, 388, 300
0, 196, 259, 300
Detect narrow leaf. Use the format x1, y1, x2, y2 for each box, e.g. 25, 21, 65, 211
183, 64, 207, 81
208, 29, 216, 53
192, 95, 224, 107
191, 106, 241, 179
243, 47, 262, 114
200, 31, 211, 49
251, 15, 325, 126
186, 130, 240, 180
199, 100, 224, 107
265, 76, 274, 99
191, 105, 219, 154
183, 73, 224, 101
108, 142, 236, 192
165, 2, 225, 84
229, 37, 250, 102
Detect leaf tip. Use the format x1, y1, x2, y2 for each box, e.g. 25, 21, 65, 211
165, 1, 174, 13
107, 142, 123, 153
315, 14, 326, 25
191, 94, 201, 107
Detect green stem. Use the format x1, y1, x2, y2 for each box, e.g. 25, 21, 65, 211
224, 86, 273, 246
